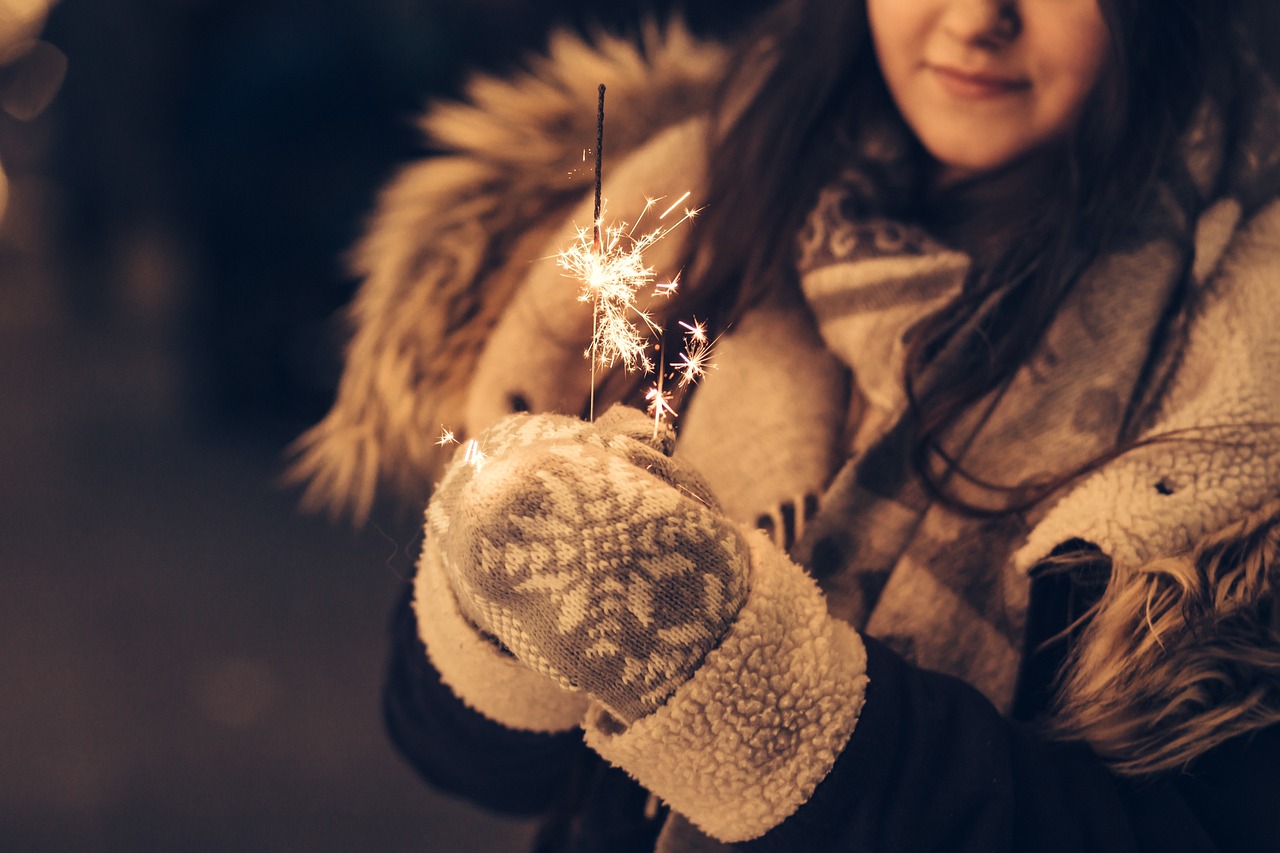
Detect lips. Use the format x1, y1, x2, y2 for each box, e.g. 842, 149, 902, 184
928, 64, 1030, 100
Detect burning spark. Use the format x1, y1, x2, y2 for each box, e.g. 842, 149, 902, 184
437, 426, 486, 469
554, 190, 712, 436
463, 439, 487, 469
671, 319, 717, 388
659, 191, 692, 220
681, 319, 708, 344
646, 385, 677, 434
644, 317, 718, 437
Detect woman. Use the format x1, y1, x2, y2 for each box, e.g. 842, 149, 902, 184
294, 0, 1280, 849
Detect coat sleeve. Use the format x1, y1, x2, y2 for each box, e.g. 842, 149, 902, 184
383, 586, 590, 816
742, 634, 1280, 853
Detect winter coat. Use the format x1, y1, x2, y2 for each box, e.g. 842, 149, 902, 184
294, 22, 1280, 852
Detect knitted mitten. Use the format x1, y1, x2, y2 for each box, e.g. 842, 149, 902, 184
427, 406, 751, 725
425, 406, 870, 842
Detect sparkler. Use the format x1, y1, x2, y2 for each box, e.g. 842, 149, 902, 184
556, 197, 701, 434
555, 83, 711, 436
433, 87, 715, 469
646, 384, 677, 433
644, 317, 718, 433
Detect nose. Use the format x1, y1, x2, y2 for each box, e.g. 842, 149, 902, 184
940, 0, 1021, 48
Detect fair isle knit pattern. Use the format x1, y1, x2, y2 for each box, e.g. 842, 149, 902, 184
426, 409, 751, 725
414, 534, 591, 733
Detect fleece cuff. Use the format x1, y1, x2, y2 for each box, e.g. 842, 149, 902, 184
583, 529, 868, 842
414, 537, 589, 733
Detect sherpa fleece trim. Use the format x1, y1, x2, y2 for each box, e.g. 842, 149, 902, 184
1015, 197, 1280, 573
583, 529, 867, 843
415, 536, 589, 733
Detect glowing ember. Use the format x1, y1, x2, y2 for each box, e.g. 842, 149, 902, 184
556, 191, 715, 436
672, 320, 715, 388
436, 427, 485, 470
462, 439, 487, 469
646, 385, 677, 434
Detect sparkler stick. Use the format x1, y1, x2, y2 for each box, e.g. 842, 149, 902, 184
589, 84, 605, 422
649, 337, 670, 436
593, 84, 605, 249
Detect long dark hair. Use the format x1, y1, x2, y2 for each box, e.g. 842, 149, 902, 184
652, 0, 1243, 515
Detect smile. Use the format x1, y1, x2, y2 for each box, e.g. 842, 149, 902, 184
928, 65, 1031, 100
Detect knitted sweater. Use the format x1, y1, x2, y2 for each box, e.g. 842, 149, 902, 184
296, 22, 1280, 852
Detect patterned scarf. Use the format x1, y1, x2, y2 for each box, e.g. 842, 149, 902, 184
789, 163, 1197, 710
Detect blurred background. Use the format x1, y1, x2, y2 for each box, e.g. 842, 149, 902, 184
0, 1, 770, 850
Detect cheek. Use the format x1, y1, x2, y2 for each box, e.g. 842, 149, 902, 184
1033, 16, 1111, 135
866, 0, 929, 80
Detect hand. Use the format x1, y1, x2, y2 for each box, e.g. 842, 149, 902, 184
427, 406, 751, 725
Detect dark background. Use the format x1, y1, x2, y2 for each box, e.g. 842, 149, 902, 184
0, 1, 769, 850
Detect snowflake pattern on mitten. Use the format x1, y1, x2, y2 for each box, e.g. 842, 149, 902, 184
427, 409, 752, 725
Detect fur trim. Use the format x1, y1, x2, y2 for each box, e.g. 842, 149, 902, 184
288, 22, 728, 521
583, 530, 867, 843
1049, 498, 1280, 775
415, 534, 589, 733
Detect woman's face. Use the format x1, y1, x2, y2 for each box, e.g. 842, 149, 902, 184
867, 0, 1111, 184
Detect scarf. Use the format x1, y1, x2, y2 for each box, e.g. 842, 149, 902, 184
790, 169, 1191, 709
